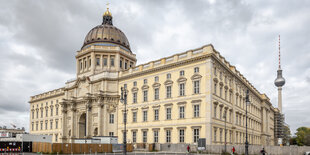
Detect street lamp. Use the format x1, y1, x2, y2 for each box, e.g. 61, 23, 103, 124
223, 111, 227, 153
245, 90, 250, 155
120, 86, 127, 155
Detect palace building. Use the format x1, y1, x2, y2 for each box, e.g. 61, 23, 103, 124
29, 8, 276, 146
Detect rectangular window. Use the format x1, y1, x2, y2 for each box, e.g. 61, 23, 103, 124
214, 129, 217, 142
179, 83, 185, 96
125, 61, 128, 69
154, 109, 159, 121
36, 123, 38, 131
133, 92, 137, 103
143, 79, 147, 84
110, 57, 115, 66
120, 59, 123, 68
109, 132, 114, 137
56, 107, 58, 115
214, 106, 217, 118
45, 121, 48, 130
133, 81, 137, 86
179, 129, 185, 143
154, 76, 159, 82
36, 111, 38, 118
41, 110, 43, 118
194, 81, 200, 94
194, 105, 200, 117
143, 131, 147, 143
154, 131, 158, 143
220, 129, 223, 142
55, 134, 58, 142
109, 114, 114, 124
179, 106, 185, 119
32, 111, 34, 119
180, 70, 185, 76
80, 60, 83, 70
96, 58, 100, 66
50, 121, 53, 130
40, 122, 43, 130
132, 112, 137, 122
55, 120, 58, 129
194, 128, 200, 143
167, 73, 171, 79
166, 108, 171, 120
143, 111, 148, 122
166, 130, 171, 143
214, 83, 217, 94
154, 88, 159, 100
46, 109, 48, 117
143, 90, 148, 102
50, 107, 53, 116
130, 62, 133, 68
132, 131, 136, 143
220, 87, 223, 97
220, 107, 223, 119
103, 57, 108, 66
166, 86, 171, 98
194, 67, 199, 73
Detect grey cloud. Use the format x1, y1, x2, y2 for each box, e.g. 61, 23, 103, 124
0, 0, 309, 134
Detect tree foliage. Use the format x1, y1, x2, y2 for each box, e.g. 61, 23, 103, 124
293, 127, 310, 146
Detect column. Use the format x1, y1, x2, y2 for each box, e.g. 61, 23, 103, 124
61, 102, 68, 142
98, 98, 103, 136
70, 105, 76, 139
86, 101, 92, 137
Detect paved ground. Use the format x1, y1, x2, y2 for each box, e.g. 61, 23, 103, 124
0, 153, 219, 155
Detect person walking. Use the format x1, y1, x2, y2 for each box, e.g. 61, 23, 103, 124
187, 145, 190, 154
260, 148, 266, 155
232, 146, 236, 155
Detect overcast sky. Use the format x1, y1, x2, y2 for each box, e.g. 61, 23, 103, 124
0, 0, 309, 135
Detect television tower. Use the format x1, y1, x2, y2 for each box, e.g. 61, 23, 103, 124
274, 35, 285, 113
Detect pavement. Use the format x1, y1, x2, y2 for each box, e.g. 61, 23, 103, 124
0, 152, 219, 155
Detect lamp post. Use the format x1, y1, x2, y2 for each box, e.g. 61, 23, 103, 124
120, 86, 127, 155
223, 111, 227, 153
245, 90, 250, 155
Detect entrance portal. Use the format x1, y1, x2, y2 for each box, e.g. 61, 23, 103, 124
79, 113, 86, 138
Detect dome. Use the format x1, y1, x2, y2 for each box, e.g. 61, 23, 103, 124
82, 9, 131, 52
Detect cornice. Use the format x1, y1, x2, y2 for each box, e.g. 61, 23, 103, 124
119, 53, 211, 80
29, 93, 65, 103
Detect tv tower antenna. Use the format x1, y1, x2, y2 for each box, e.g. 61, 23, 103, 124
274, 35, 285, 113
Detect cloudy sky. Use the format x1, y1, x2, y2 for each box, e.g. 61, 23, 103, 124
0, 0, 309, 134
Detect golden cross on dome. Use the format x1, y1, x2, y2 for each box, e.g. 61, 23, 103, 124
106, 3, 110, 10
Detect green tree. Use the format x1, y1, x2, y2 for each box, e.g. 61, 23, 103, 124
295, 127, 310, 146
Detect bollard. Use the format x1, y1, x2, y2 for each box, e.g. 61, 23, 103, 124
105, 152, 106, 155
57, 152, 59, 155
95, 151, 97, 155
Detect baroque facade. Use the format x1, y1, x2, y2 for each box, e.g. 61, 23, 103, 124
29, 9, 276, 145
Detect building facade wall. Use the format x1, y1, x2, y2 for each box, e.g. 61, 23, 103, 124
29, 44, 275, 145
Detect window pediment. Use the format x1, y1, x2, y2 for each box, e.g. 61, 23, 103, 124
141, 106, 149, 110
141, 85, 149, 90
191, 99, 202, 103
177, 77, 187, 83
177, 101, 187, 105
152, 82, 161, 88
191, 74, 202, 80
164, 80, 174, 86
131, 87, 139, 92
131, 108, 138, 111
152, 105, 161, 109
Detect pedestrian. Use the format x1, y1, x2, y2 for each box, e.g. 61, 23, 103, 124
260, 147, 266, 155
232, 146, 235, 155
187, 145, 190, 153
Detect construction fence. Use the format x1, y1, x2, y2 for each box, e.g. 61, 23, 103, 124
32, 142, 133, 154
